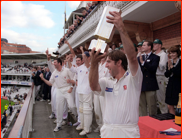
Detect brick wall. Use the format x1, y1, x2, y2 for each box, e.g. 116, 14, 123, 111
1, 41, 36, 54
153, 22, 181, 40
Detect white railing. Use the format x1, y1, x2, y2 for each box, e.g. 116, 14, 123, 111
58, 1, 133, 55
8, 86, 35, 138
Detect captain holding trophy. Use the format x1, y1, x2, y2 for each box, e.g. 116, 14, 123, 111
89, 5, 142, 138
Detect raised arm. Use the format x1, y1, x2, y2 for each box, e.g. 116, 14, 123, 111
65, 40, 75, 57
106, 11, 138, 76
45, 48, 55, 72
39, 73, 52, 86
89, 48, 106, 91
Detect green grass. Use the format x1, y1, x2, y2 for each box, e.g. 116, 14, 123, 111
1, 99, 15, 114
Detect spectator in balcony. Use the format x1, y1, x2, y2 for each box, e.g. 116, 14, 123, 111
40, 67, 52, 102
76, 15, 82, 26
90, 1, 99, 10
32, 66, 42, 101
119, 44, 125, 54
136, 42, 143, 57
73, 20, 78, 30
165, 45, 181, 115
86, 5, 91, 14
82, 10, 88, 20
138, 41, 160, 116
111, 43, 117, 50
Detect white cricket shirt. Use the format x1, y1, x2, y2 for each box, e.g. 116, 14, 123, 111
49, 67, 72, 88
70, 64, 92, 94
97, 66, 143, 124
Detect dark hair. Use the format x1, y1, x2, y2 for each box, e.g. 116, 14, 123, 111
55, 58, 62, 65
168, 45, 181, 57
111, 44, 117, 49
107, 50, 128, 71
33, 66, 37, 70
76, 54, 83, 60
144, 40, 153, 50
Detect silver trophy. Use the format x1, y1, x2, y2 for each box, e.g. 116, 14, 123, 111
89, 6, 121, 54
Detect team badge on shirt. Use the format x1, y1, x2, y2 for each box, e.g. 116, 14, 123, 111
55, 75, 58, 78
86, 72, 88, 74
105, 87, 113, 92
123, 85, 127, 90
126, 72, 129, 76
64, 77, 66, 79
80, 70, 82, 72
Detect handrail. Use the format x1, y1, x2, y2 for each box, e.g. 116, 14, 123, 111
8, 86, 34, 138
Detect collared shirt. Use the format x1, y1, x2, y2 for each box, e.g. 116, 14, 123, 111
49, 67, 72, 88
154, 50, 168, 76
98, 62, 110, 79
97, 66, 142, 125
141, 51, 152, 66
70, 64, 92, 94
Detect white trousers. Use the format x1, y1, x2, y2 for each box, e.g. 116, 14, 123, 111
56, 86, 77, 127
94, 94, 105, 128
101, 123, 140, 138
79, 93, 93, 132
156, 75, 168, 114
75, 88, 80, 123
51, 86, 57, 116
51, 87, 68, 119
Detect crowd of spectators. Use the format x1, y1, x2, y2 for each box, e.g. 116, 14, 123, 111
57, 1, 101, 48
1, 64, 32, 74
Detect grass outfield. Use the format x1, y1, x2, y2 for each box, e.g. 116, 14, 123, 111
1, 99, 15, 114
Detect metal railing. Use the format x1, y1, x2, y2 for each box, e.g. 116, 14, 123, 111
8, 86, 35, 138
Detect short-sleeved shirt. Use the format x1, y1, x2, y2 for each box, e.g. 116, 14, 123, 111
98, 62, 110, 79
70, 64, 92, 94
97, 66, 143, 125
49, 68, 72, 88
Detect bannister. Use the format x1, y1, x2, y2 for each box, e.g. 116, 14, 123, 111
58, 1, 132, 55
8, 86, 34, 138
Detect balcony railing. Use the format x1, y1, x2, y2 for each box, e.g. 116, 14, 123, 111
58, 1, 133, 55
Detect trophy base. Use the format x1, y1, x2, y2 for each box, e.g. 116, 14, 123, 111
88, 39, 107, 54
94, 51, 103, 55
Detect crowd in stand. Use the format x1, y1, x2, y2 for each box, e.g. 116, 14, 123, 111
1, 87, 28, 131
57, 1, 101, 48
32, 10, 181, 138
1, 64, 32, 74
